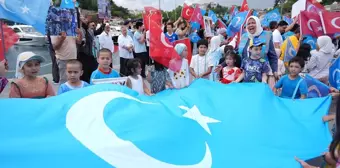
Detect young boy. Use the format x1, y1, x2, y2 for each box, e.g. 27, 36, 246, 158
190, 39, 213, 80
90, 48, 120, 84
58, 60, 90, 95
274, 57, 308, 99
235, 39, 270, 83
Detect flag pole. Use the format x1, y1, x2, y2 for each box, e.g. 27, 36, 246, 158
0, 19, 6, 61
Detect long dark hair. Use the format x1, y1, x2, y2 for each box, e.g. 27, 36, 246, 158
226, 51, 241, 68
127, 59, 141, 76
330, 97, 340, 160
296, 43, 312, 62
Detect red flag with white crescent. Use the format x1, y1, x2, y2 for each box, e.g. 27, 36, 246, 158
300, 11, 323, 37
149, 20, 181, 71
217, 19, 226, 29
181, 3, 194, 21
143, 7, 162, 30
0, 23, 19, 61
240, 0, 249, 12
173, 38, 192, 64
190, 5, 204, 27
305, 0, 325, 13
320, 11, 340, 35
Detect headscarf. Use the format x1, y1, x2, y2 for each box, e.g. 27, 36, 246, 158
317, 36, 334, 54
209, 36, 222, 52
174, 43, 187, 56
246, 16, 263, 39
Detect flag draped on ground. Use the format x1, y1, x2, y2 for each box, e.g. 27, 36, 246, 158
0, 80, 331, 168
0, 0, 50, 34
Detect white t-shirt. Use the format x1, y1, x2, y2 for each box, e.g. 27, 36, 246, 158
118, 34, 134, 59
190, 54, 213, 79
168, 59, 190, 88
98, 32, 114, 53
272, 29, 283, 47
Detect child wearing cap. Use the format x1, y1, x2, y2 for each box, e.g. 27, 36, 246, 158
9, 52, 56, 98
190, 39, 213, 80
235, 39, 270, 83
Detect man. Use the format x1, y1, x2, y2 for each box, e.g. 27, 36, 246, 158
51, 30, 82, 84
165, 22, 178, 43
98, 24, 114, 53
273, 21, 288, 49
133, 22, 148, 78
118, 26, 134, 76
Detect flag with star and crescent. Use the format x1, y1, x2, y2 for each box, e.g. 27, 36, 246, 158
0, 0, 50, 34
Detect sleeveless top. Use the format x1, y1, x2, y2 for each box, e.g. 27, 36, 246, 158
128, 75, 144, 95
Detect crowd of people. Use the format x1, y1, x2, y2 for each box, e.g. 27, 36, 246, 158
1, 3, 340, 167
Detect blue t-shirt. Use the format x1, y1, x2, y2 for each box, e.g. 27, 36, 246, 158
275, 75, 308, 99
58, 81, 90, 95
90, 68, 120, 84
133, 31, 147, 53
164, 32, 178, 43
241, 57, 270, 83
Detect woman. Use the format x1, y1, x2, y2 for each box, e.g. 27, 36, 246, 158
238, 16, 279, 79
306, 36, 335, 84
208, 36, 224, 81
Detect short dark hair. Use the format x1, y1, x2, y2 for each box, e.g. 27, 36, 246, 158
127, 58, 141, 76
98, 48, 112, 58
197, 39, 208, 48
289, 56, 305, 68
269, 21, 278, 30
291, 24, 300, 34
166, 22, 174, 28
135, 22, 143, 29
278, 21, 288, 27
66, 59, 83, 70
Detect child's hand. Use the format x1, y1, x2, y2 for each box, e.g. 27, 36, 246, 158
322, 114, 335, 122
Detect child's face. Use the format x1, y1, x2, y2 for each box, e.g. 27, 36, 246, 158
97, 52, 112, 69
66, 64, 83, 83
225, 55, 235, 67
288, 62, 302, 76
133, 63, 142, 75
22, 60, 40, 77
198, 45, 207, 55
181, 48, 188, 59
250, 46, 262, 58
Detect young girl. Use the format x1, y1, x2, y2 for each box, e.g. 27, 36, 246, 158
220, 52, 242, 84
147, 61, 173, 94
126, 59, 151, 95
9, 52, 56, 98
168, 43, 190, 89
0, 60, 8, 94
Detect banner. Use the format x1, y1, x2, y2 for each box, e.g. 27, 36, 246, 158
92, 77, 128, 85
46, 7, 78, 36
98, 0, 112, 19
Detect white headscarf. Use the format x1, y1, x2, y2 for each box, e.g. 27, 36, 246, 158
209, 36, 221, 52
246, 16, 263, 39
317, 36, 334, 54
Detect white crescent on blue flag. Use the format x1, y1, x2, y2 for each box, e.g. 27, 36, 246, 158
302, 74, 330, 98
189, 32, 201, 43
0, 0, 50, 34
330, 57, 340, 90
227, 11, 248, 37
303, 35, 317, 50
261, 8, 281, 27
60, 0, 75, 9
0, 80, 331, 168
284, 38, 297, 63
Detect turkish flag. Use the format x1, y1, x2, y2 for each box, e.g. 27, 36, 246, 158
143, 7, 162, 30
0, 23, 19, 61
149, 20, 181, 71
181, 3, 194, 21
240, 0, 249, 12
217, 19, 227, 29
306, 0, 325, 13
320, 11, 340, 35
300, 11, 323, 37
173, 38, 192, 64
190, 5, 204, 27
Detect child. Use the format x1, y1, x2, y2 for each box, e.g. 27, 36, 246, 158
235, 39, 270, 83
168, 43, 190, 89
9, 52, 55, 98
220, 51, 242, 84
190, 39, 213, 80
147, 61, 173, 94
126, 59, 151, 95
58, 60, 90, 95
90, 48, 120, 84
274, 57, 308, 99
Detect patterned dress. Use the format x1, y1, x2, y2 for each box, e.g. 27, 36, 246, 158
151, 69, 171, 94
9, 77, 56, 99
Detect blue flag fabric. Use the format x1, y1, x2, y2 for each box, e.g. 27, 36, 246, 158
0, 0, 50, 34
284, 38, 297, 63
303, 74, 330, 98
190, 22, 200, 31
253, 10, 258, 17
60, 0, 75, 9
303, 35, 317, 50
0, 80, 332, 168
227, 11, 248, 37
223, 13, 229, 21
329, 57, 340, 90
208, 10, 218, 24
200, 8, 206, 16
189, 32, 201, 43
261, 8, 281, 27
283, 16, 293, 25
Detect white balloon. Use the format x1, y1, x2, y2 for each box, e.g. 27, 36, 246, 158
161, 33, 174, 48
307, 19, 318, 31
331, 17, 340, 29
0, 0, 15, 13
66, 91, 212, 168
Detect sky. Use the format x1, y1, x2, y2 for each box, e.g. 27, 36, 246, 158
114, 0, 275, 11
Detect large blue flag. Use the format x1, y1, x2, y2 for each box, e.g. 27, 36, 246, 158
330, 57, 340, 90
302, 74, 330, 98
0, 0, 50, 34
208, 10, 218, 24
60, 0, 75, 9
261, 8, 281, 27
0, 80, 331, 168
227, 11, 248, 37
283, 16, 293, 25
